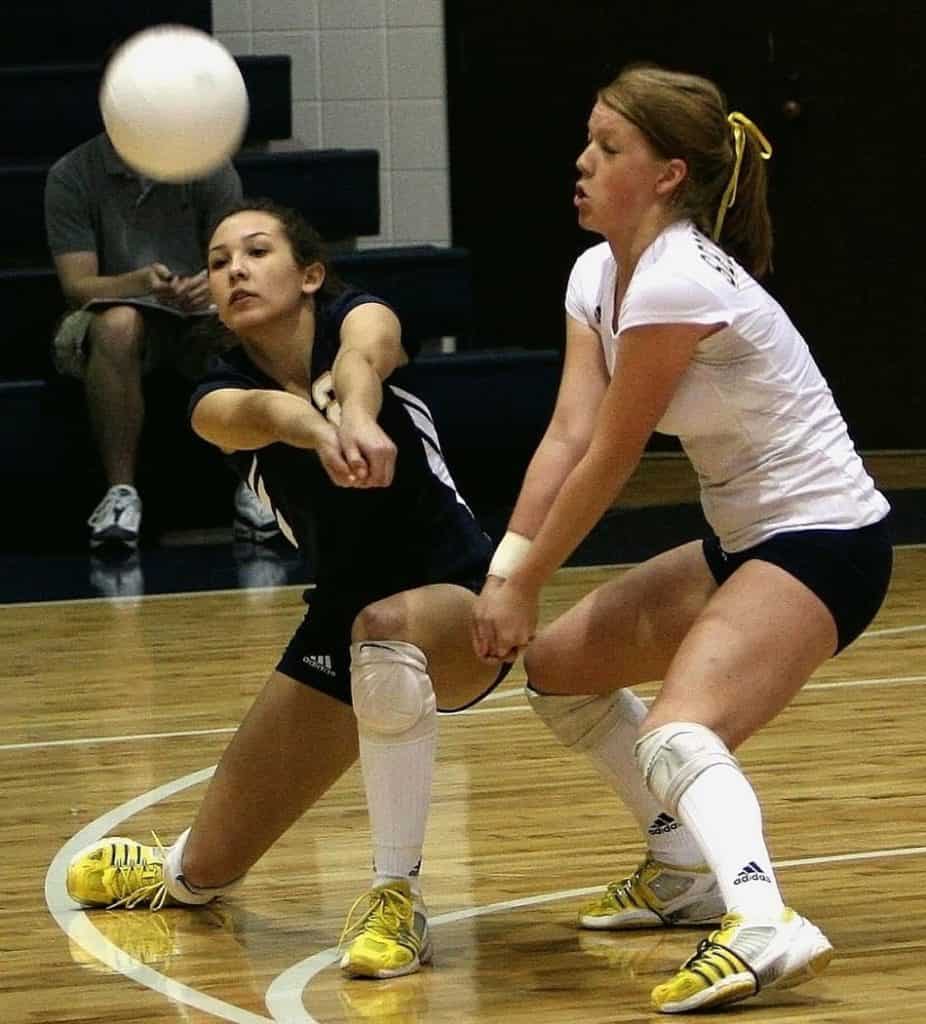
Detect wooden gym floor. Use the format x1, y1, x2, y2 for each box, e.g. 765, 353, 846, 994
2, 453, 925, 1023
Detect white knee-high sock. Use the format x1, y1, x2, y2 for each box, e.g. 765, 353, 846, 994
528, 688, 704, 866
676, 764, 784, 918
351, 640, 437, 894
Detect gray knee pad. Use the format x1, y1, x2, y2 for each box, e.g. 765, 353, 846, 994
350, 640, 436, 737
526, 687, 646, 751
635, 722, 739, 816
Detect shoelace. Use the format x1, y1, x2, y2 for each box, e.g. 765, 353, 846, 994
604, 860, 650, 907
107, 832, 170, 911
678, 932, 757, 991
89, 489, 136, 528
339, 885, 416, 950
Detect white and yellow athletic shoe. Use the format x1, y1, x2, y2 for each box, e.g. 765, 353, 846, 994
578, 855, 724, 930
339, 879, 432, 979
67, 835, 171, 910
651, 907, 834, 1013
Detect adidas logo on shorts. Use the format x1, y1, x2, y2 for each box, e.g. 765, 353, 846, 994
734, 860, 771, 885
303, 654, 336, 677
648, 812, 681, 836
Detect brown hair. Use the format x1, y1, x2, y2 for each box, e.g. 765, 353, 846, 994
599, 64, 773, 277
209, 197, 347, 303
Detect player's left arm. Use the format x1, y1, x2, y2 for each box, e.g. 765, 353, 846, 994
510, 321, 720, 593
331, 301, 407, 487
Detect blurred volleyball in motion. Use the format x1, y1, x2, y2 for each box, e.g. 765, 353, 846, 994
99, 25, 249, 182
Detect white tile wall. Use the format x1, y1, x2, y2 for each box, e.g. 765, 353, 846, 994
214, 0, 451, 245
254, 31, 321, 102
319, 0, 386, 29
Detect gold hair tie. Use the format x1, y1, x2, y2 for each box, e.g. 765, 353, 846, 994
712, 112, 773, 241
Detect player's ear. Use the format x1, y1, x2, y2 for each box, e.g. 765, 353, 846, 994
656, 157, 687, 198
302, 261, 325, 297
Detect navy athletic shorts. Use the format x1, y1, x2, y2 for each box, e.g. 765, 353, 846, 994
277, 576, 511, 710
702, 518, 892, 652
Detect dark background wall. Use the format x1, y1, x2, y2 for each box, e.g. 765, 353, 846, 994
444, 2, 925, 449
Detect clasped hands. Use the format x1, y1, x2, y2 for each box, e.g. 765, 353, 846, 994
471, 574, 540, 664
148, 263, 214, 313
316, 407, 397, 490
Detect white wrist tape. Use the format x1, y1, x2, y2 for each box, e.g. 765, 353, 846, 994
488, 531, 532, 579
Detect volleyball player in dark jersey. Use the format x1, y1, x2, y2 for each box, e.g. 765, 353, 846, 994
67, 198, 506, 980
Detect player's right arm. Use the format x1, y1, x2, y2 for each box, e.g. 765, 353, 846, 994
44, 163, 179, 306
504, 313, 609, 540
191, 388, 355, 485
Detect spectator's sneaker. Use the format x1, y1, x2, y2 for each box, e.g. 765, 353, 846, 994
88, 486, 142, 549
89, 551, 144, 598
67, 836, 171, 910
233, 482, 280, 542
232, 541, 289, 589
578, 855, 724, 930
339, 880, 432, 979
651, 907, 834, 1013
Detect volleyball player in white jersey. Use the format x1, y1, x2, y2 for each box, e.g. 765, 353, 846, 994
474, 64, 891, 1013
66, 199, 508, 980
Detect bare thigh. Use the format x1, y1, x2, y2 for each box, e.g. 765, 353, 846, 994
525, 540, 718, 695
352, 584, 501, 709
648, 559, 838, 749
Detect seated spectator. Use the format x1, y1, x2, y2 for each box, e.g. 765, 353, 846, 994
44, 131, 279, 548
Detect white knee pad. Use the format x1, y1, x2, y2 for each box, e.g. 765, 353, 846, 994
635, 722, 739, 816
527, 687, 646, 751
350, 640, 436, 737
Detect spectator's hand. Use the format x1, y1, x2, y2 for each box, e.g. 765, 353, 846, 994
144, 263, 178, 302
337, 408, 397, 488
171, 270, 213, 312
472, 576, 539, 663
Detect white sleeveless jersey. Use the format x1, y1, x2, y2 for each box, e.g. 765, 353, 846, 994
565, 221, 889, 551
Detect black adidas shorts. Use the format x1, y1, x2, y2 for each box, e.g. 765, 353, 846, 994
276, 576, 511, 710
702, 518, 893, 653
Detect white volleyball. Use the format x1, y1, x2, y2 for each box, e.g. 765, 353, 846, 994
99, 25, 249, 182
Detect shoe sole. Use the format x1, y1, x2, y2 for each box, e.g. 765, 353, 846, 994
340, 936, 433, 980
655, 973, 758, 1013
654, 938, 835, 1013
90, 534, 139, 550
768, 943, 834, 991
579, 910, 723, 930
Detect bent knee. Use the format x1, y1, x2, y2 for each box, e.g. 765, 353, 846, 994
351, 598, 409, 644
523, 633, 563, 693
88, 306, 145, 357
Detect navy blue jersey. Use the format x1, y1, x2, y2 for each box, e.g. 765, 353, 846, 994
189, 289, 491, 607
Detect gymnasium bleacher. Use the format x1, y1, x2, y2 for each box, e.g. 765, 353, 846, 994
0, 5, 557, 551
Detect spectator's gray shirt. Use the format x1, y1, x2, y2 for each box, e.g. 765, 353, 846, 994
44, 133, 242, 277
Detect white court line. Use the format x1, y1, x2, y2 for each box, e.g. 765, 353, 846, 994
46, 762, 926, 1024
0, 582, 313, 610
43, 766, 276, 1024
264, 844, 926, 1023
862, 623, 926, 637
4, 726, 237, 753
10, 670, 926, 754
6, 533, 926, 610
